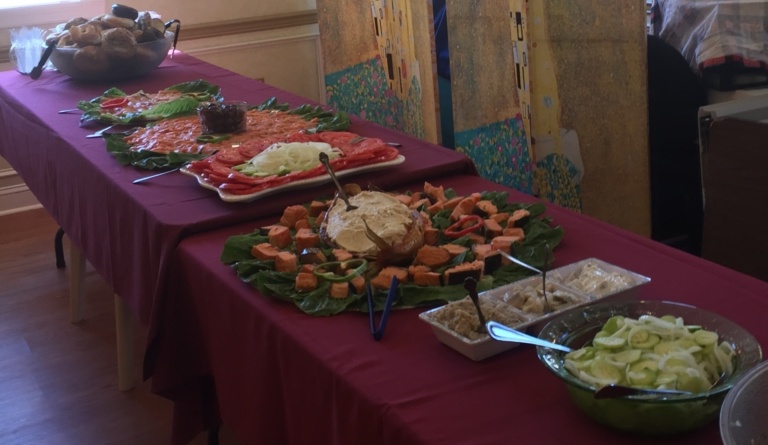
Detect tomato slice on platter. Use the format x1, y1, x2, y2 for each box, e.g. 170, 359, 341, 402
212, 150, 248, 166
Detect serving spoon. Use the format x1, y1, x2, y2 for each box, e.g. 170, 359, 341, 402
486, 321, 572, 352
593, 372, 728, 399
464, 277, 487, 334
318, 152, 358, 211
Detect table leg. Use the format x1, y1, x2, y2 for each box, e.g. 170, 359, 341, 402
207, 426, 220, 445
69, 243, 86, 324
54, 228, 66, 268
115, 294, 135, 391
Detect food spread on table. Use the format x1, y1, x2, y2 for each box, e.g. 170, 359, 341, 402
104, 96, 352, 169
78, 79, 221, 125
45, 5, 177, 80
220, 182, 564, 316
182, 132, 400, 198
564, 314, 735, 392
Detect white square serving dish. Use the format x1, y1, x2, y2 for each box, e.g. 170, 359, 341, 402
418, 296, 532, 361
419, 259, 652, 361
548, 257, 651, 300
419, 277, 588, 361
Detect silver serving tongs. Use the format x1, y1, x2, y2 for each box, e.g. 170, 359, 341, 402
164, 19, 181, 58
496, 248, 553, 314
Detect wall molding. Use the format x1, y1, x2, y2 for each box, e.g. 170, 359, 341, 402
185, 33, 318, 56
0, 10, 318, 64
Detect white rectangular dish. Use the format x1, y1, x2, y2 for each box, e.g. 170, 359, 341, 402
419, 258, 651, 361
419, 277, 587, 361
180, 154, 405, 203
548, 257, 651, 301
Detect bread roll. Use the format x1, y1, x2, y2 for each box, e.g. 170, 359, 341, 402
103, 13, 135, 29
102, 27, 137, 59
75, 24, 102, 46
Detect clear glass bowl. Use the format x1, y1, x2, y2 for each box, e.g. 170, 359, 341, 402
720, 359, 768, 444
537, 300, 763, 435
48, 31, 174, 82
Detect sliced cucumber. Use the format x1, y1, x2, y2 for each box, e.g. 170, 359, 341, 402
693, 329, 719, 346
593, 336, 627, 349
631, 333, 660, 349
564, 313, 733, 394
590, 358, 622, 383
602, 315, 625, 334
612, 348, 641, 364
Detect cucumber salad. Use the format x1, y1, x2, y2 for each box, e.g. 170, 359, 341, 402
565, 314, 736, 393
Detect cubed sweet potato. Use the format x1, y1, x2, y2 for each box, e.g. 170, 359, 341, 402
251, 243, 280, 261
329, 282, 349, 299
443, 260, 484, 285
295, 272, 318, 291
502, 227, 525, 239
275, 251, 298, 273
268, 225, 292, 249
370, 267, 409, 290
280, 205, 309, 229
309, 200, 328, 217
415, 245, 452, 268
483, 218, 503, 237
295, 229, 320, 252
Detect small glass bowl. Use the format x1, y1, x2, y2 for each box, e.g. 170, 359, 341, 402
197, 101, 248, 135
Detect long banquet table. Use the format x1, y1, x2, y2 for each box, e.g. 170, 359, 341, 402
152, 174, 768, 445
0, 53, 476, 381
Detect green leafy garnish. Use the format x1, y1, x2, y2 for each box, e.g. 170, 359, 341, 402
78, 80, 222, 126
219, 189, 564, 316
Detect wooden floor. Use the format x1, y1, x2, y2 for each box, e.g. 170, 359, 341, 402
0, 209, 238, 445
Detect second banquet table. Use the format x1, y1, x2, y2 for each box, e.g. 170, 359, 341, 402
0, 53, 476, 333
151, 174, 768, 445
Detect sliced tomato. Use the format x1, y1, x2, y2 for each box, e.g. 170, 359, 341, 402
100, 97, 128, 109
212, 150, 247, 166
318, 131, 358, 146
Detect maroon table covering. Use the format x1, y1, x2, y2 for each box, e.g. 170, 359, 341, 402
153, 174, 768, 445
0, 53, 475, 331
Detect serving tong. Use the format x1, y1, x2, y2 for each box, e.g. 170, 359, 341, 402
85, 125, 138, 138
496, 247, 553, 314
348, 135, 402, 147
366, 276, 399, 341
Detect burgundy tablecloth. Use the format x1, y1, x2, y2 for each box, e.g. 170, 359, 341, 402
0, 53, 475, 332
153, 174, 768, 445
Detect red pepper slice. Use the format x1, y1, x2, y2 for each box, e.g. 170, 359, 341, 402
100, 97, 128, 109
444, 215, 484, 239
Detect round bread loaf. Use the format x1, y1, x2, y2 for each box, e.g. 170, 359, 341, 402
102, 27, 137, 59
64, 17, 87, 30
103, 13, 135, 29
75, 24, 102, 46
